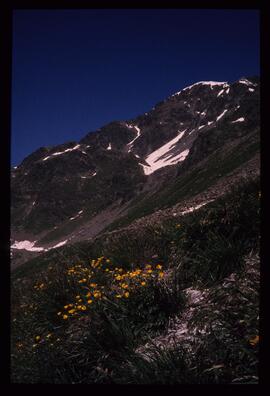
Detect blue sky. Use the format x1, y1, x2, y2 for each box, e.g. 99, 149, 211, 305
12, 9, 260, 166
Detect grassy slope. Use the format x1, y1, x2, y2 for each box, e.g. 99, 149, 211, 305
105, 131, 259, 232
11, 177, 260, 383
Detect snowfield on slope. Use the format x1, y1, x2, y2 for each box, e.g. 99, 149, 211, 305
11, 239, 68, 252
141, 130, 188, 175
11, 240, 45, 252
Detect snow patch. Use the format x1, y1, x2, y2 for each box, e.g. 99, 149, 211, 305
198, 125, 206, 130
217, 89, 224, 97
172, 81, 228, 96
216, 109, 228, 121
180, 200, 214, 215
225, 87, 230, 94
51, 240, 67, 249
127, 125, 141, 152
69, 210, 83, 221
231, 117, 245, 123
183, 81, 228, 91
43, 144, 81, 161
207, 121, 213, 125
81, 171, 96, 179
106, 143, 112, 150
249, 88, 255, 92
11, 240, 44, 252
238, 78, 255, 87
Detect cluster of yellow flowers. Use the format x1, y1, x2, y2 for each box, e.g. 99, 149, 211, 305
32, 333, 60, 349
34, 283, 45, 290
58, 258, 164, 320
67, 263, 93, 280
249, 335, 259, 346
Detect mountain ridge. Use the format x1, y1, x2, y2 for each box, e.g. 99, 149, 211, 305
11, 76, 260, 268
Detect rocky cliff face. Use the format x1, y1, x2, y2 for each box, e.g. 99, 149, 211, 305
11, 76, 260, 267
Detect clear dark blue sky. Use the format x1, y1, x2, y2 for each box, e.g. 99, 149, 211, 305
12, 9, 260, 166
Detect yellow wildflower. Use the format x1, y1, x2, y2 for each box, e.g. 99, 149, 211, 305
120, 283, 128, 289
249, 335, 259, 346
64, 305, 69, 309
156, 264, 162, 270
106, 259, 110, 263
35, 336, 41, 342
63, 315, 68, 320
76, 295, 80, 299
141, 282, 146, 286
159, 272, 164, 278
87, 300, 93, 304
116, 294, 122, 298
68, 309, 75, 314
80, 306, 87, 311
57, 311, 62, 316
46, 333, 52, 338
124, 292, 130, 298
79, 278, 87, 283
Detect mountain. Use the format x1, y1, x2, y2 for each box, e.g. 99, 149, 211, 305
11, 76, 260, 268
11, 77, 260, 384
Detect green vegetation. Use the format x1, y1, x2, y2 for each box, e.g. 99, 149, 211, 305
11, 178, 260, 383
105, 131, 259, 231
